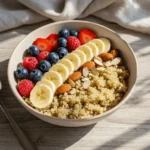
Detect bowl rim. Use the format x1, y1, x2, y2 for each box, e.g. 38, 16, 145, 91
8, 20, 138, 122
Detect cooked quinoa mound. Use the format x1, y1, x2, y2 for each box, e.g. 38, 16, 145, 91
25, 64, 129, 119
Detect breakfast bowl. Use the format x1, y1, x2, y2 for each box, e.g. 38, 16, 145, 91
8, 20, 137, 127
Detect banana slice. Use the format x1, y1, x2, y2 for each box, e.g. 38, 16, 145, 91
91, 39, 105, 55
42, 71, 63, 88
30, 84, 53, 108
77, 45, 93, 61
64, 53, 81, 70
72, 50, 86, 65
86, 42, 99, 56
50, 63, 69, 82
37, 79, 56, 92
58, 59, 74, 75
100, 38, 111, 52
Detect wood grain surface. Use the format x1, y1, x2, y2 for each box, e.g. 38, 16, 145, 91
0, 16, 150, 150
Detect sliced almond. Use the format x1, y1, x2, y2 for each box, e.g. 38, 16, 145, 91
103, 61, 112, 67
94, 59, 104, 66
94, 56, 102, 62
83, 80, 91, 89
82, 67, 89, 77
68, 79, 75, 87
111, 57, 122, 65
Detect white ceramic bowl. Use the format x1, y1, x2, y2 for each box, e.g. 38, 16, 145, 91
8, 20, 137, 127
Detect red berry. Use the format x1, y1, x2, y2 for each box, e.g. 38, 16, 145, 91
36, 51, 49, 62
23, 57, 38, 72
17, 79, 34, 97
78, 29, 96, 45
67, 36, 81, 51
33, 38, 52, 52
47, 34, 58, 50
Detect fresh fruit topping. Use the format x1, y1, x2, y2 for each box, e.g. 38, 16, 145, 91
64, 53, 81, 70
30, 84, 53, 108
47, 33, 58, 50
90, 39, 104, 54
82, 61, 95, 70
56, 84, 72, 94
100, 38, 111, 52
99, 53, 113, 62
51, 63, 69, 82
29, 69, 42, 82
48, 52, 59, 64
58, 59, 74, 74
42, 71, 63, 88
58, 38, 67, 47
72, 50, 86, 65
78, 29, 96, 44
70, 30, 78, 37
68, 71, 82, 82
17, 79, 34, 97
58, 29, 70, 38
86, 42, 99, 56
67, 36, 81, 51
37, 79, 56, 92
111, 57, 121, 65
38, 60, 51, 72
82, 67, 89, 77
23, 57, 38, 72
36, 51, 49, 62
77, 45, 93, 61
15, 67, 28, 79
110, 49, 118, 58
33, 38, 52, 52
28, 45, 39, 56
56, 47, 68, 59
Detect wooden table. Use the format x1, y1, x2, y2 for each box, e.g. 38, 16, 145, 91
0, 16, 150, 150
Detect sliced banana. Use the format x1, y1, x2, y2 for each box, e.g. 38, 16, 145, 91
37, 79, 56, 92
72, 50, 86, 65
100, 38, 111, 52
86, 42, 99, 56
58, 59, 74, 74
30, 84, 53, 108
91, 39, 105, 55
42, 71, 63, 88
77, 45, 93, 61
50, 63, 69, 82
64, 53, 81, 70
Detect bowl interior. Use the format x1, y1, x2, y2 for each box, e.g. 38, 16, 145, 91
8, 20, 137, 125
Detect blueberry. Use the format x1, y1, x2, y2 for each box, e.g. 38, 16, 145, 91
70, 30, 78, 37
58, 38, 67, 47
15, 67, 28, 79
28, 45, 39, 56
38, 60, 51, 72
29, 69, 42, 82
59, 29, 70, 38
48, 52, 59, 64
56, 47, 68, 59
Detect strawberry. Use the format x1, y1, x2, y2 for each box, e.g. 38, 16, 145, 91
47, 34, 58, 50
78, 29, 96, 45
33, 38, 52, 52
67, 36, 80, 51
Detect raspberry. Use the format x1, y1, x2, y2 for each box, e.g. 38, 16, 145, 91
23, 57, 38, 72
17, 79, 34, 97
67, 36, 81, 51
36, 51, 49, 62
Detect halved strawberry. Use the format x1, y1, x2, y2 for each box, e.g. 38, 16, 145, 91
78, 29, 96, 45
33, 38, 52, 52
47, 34, 58, 50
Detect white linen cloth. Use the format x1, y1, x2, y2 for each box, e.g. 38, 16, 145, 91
0, 0, 150, 34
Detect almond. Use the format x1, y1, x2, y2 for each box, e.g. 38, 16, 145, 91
81, 61, 95, 70
56, 84, 72, 94
111, 57, 122, 65
82, 67, 89, 77
68, 71, 82, 82
94, 59, 104, 66
110, 49, 118, 58
83, 80, 91, 89
99, 53, 113, 62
